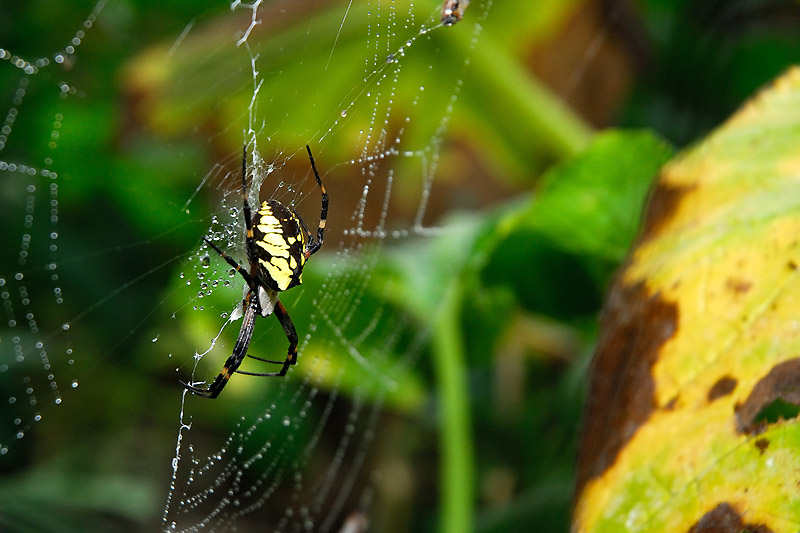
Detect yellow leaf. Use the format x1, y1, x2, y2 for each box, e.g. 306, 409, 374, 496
573, 67, 800, 532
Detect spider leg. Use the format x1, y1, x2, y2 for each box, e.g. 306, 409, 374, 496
304, 145, 328, 259
234, 299, 298, 377
181, 380, 220, 398
182, 292, 259, 399
203, 237, 255, 288
245, 354, 287, 365
235, 369, 286, 377
275, 299, 299, 367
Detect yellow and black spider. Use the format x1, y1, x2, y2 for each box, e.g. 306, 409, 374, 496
183, 145, 328, 399
441, 0, 469, 25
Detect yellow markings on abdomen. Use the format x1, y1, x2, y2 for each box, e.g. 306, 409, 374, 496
255, 231, 292, 257
252, 200, 307, 292
258, 258, 294, 290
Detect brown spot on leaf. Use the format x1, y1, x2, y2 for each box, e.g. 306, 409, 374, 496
687, 502, 773, 533
707, 376, 737, 402
663, 394, 679, 410
788, 260, 797, 271
574, 281, 677, 497
638, 180, 694, 244
734, 358, 800, 435
725, 278, 752, 294
754, 438, 769, 455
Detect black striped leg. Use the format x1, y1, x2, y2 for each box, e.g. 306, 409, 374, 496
275, 299, 299, 370
235, 300, 298, 377
202, 237, 255, 288
182, 294, 259, 399
245, 354, 288, 365
304, 145, 328, 258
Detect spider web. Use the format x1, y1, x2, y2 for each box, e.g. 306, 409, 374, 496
0, 1, 108, 456
0, 0, 609, 530
160, 2, 491, 530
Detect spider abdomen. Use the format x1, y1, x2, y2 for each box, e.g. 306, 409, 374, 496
252, 199, 308, 292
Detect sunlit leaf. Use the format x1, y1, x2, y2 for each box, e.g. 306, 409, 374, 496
574, 67, 800, 531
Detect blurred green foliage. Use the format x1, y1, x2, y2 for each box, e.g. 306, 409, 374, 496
0, 1, 799, 532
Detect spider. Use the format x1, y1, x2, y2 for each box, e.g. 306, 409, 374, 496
182, 145, 328, 399
441, 0, 469, 25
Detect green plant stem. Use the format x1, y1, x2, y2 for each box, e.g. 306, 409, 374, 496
473, 35, 592, 157
441, 30, 593, 159
434, 282, 474, 533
